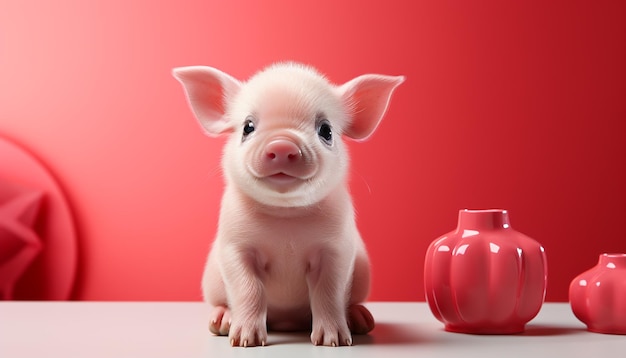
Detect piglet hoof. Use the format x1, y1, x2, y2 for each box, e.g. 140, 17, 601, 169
348, 304, 375, 335
228, 319, 268, 347
311, 321, 352, 346
209, 305, 231, 336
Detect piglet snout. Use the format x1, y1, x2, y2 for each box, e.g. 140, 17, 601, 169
253, 137, 316, 183
265, 138, 302, 164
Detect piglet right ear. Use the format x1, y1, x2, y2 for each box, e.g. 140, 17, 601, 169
172, 66, 241, 136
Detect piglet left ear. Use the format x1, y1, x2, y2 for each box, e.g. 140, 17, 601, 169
338, 74, 405, 141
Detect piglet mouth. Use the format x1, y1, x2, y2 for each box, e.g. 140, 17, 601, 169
264, 172, 301, 184
268, 172, 298, 182
260, 172, 308, 192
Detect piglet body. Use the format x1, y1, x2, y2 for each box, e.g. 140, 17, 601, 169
173, 63, 403, 347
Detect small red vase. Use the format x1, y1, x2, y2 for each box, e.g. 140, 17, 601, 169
569, 253, 626, 334
424, 209, 547, 334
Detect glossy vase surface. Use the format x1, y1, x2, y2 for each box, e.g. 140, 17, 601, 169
424, 209, 547, 334
569, 253, 626, 334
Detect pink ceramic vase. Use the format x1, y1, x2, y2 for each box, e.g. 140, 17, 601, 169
424, 209, 547, 334
569, 253, 626, 334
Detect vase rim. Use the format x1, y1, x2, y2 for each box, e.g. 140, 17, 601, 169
600, 253, 626, 258
457, 208, 511, 230
461, 208, 507, 214
598, 253, 626, 267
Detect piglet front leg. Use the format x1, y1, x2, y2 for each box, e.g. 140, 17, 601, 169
307, 250, 354, 346
221, 247, 268, 347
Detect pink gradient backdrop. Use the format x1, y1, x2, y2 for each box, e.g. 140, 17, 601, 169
1, 0, 624, 301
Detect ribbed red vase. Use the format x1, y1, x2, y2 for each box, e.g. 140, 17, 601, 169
569, 253, 626, 334
424, 209, 547, 334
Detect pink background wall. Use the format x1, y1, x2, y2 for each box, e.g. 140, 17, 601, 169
1, 0, 624, 301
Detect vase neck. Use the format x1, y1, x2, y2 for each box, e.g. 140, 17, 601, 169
598, 253, 626, 268
457, 209, 511, 230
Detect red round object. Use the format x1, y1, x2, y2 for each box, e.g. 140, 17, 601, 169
569, 253, 626, 334
0, 136, 77, 300
424, 209, 547, 334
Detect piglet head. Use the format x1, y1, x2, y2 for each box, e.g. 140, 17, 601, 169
173, 63, 404, 208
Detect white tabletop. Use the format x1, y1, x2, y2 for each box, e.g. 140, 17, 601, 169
0, 302, 624, 358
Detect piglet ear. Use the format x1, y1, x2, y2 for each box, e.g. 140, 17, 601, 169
338, 74, 405, 141
172, 66, 242, 136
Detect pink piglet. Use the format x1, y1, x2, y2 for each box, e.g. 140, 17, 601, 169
173, 62, 404, 347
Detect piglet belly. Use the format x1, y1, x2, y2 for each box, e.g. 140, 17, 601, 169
263, 264, 313, 331
263, 261, 311, 309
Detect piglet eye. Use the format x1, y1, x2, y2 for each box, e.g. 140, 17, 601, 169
242, 117, 255, 139
317, 120, 333, 145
